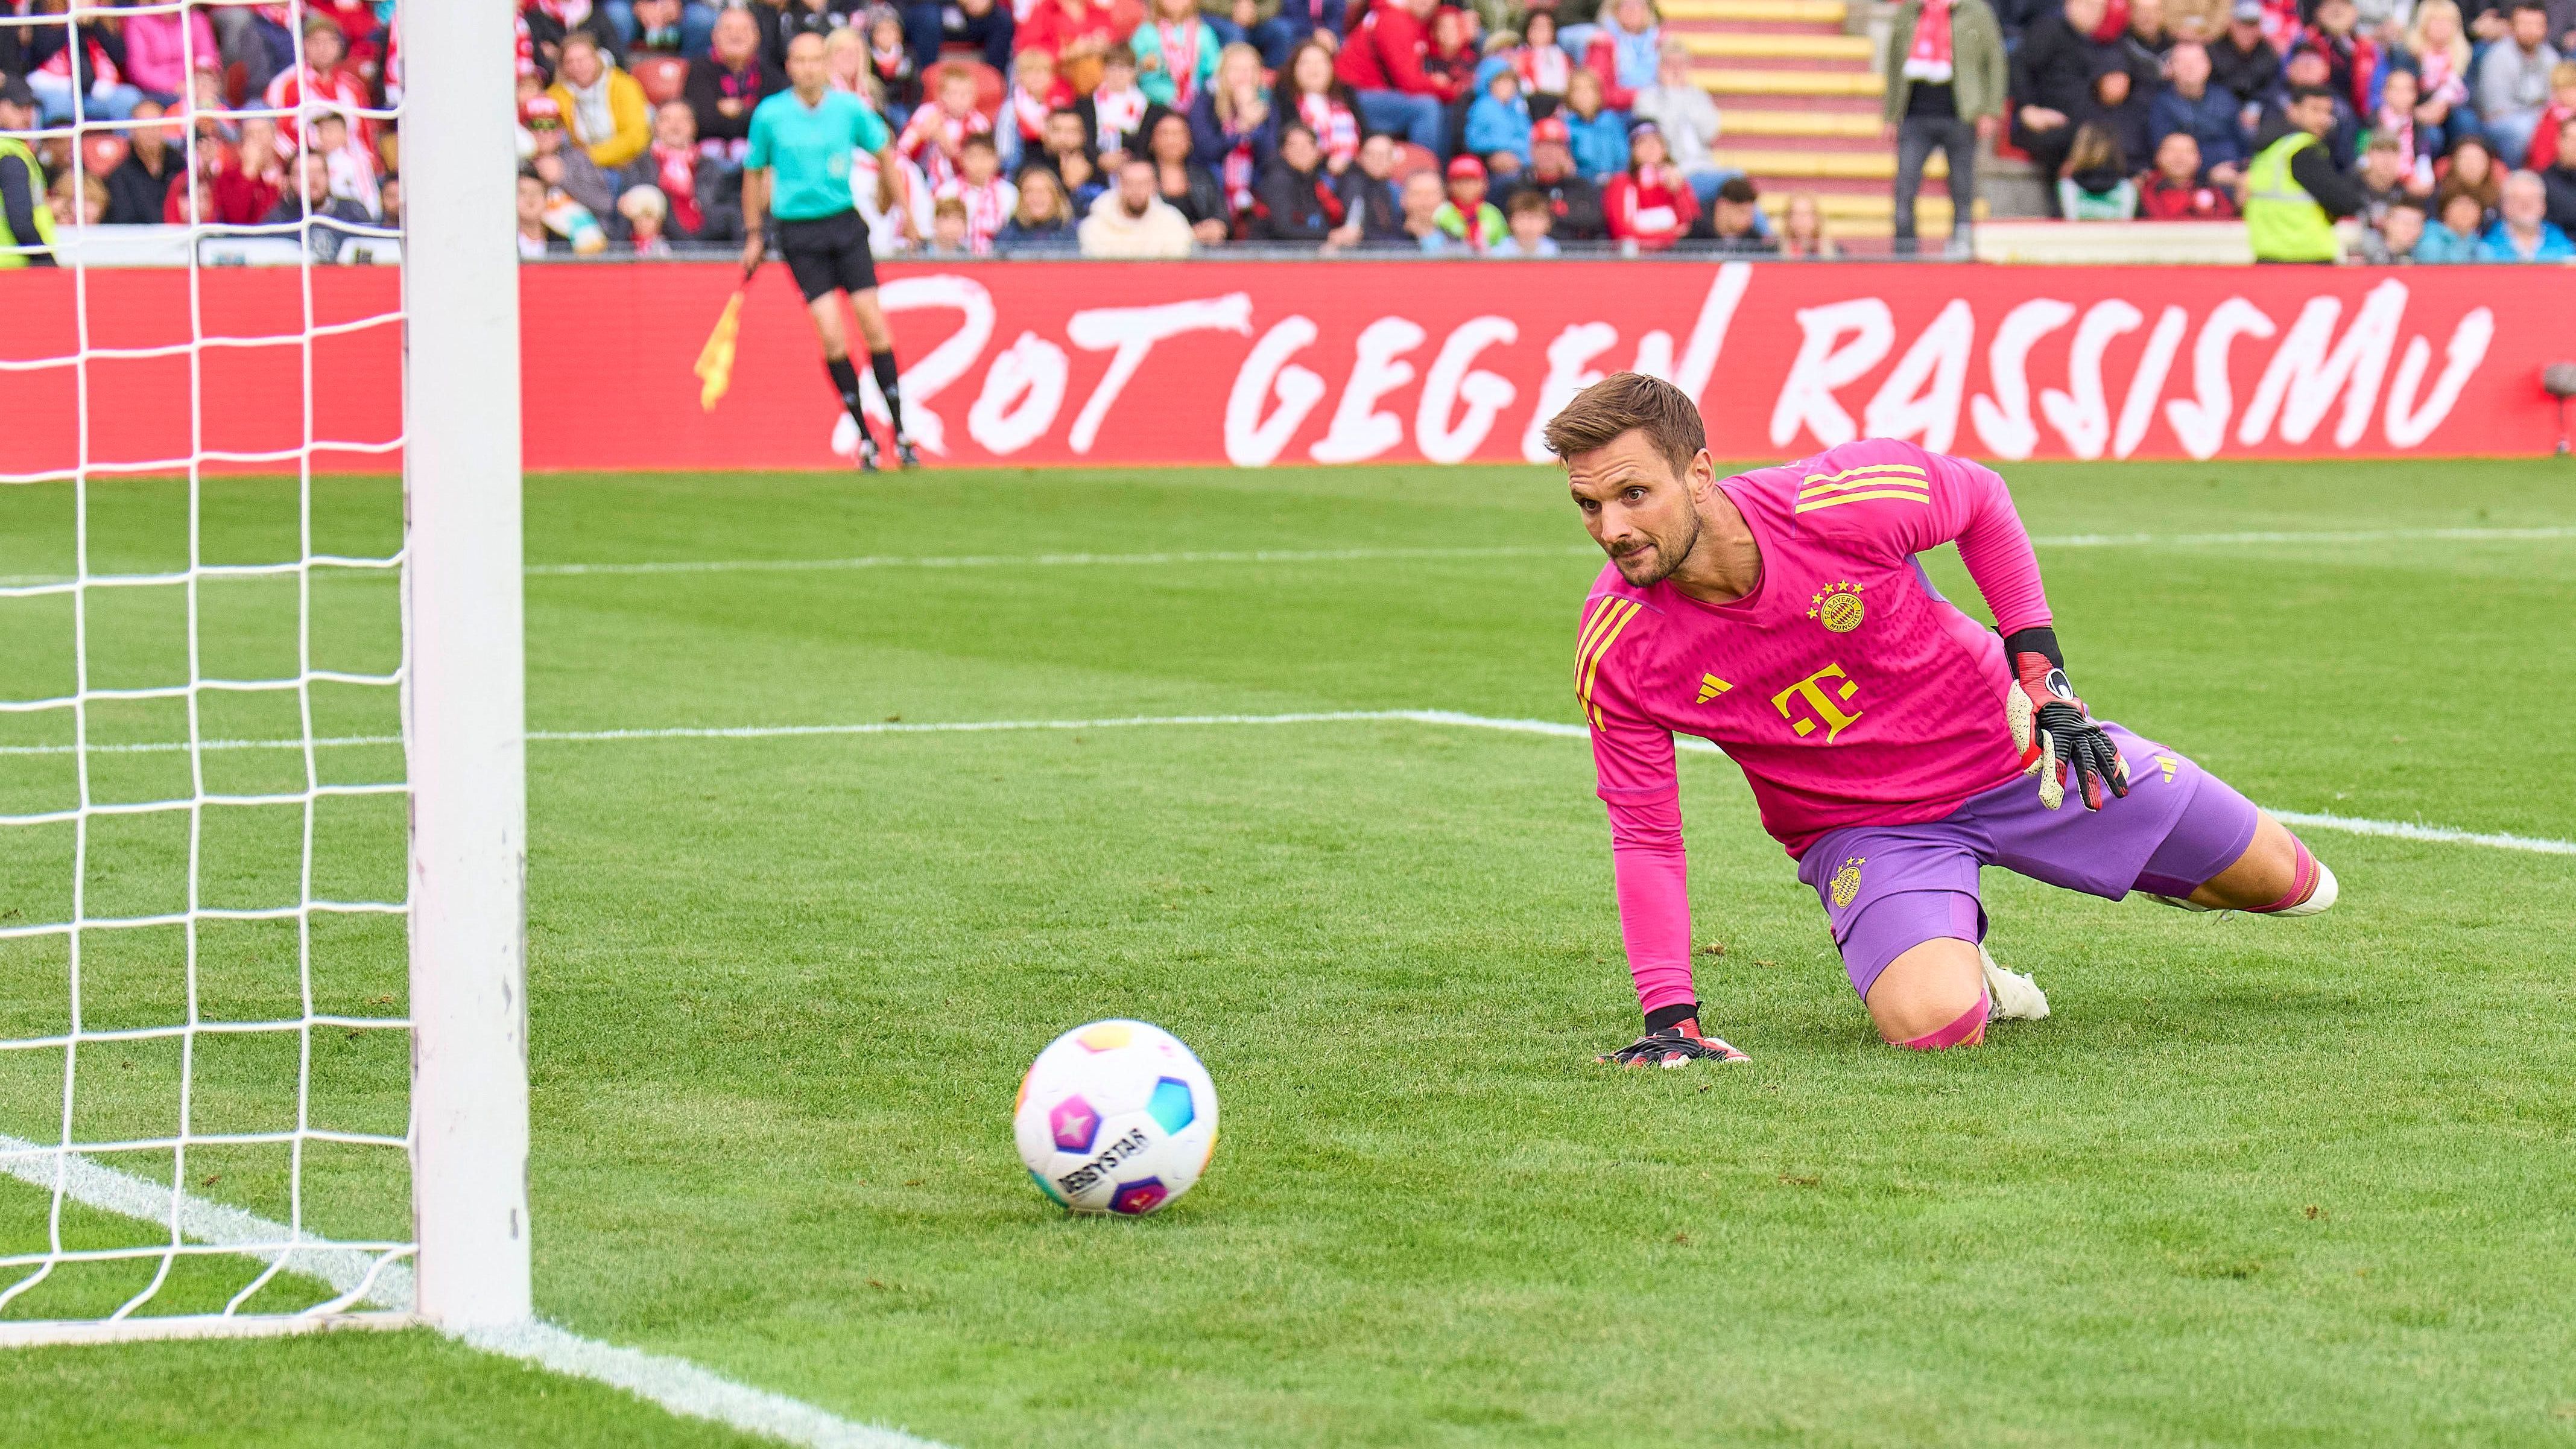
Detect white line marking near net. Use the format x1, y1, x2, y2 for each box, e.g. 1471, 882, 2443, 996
5, 710, 2568, 855
5, 525, 2566, 591
0, 1131, 950, 1449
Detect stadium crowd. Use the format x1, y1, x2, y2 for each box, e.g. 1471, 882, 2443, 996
1, 0, 2572, 261
1892, 0, 2576, 256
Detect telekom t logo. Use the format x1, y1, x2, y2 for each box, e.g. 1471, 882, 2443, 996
1771, 664, 1864, 741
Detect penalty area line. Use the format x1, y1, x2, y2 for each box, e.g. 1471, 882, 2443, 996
0, 711, 2567, 858
0, 1137, 950, 1449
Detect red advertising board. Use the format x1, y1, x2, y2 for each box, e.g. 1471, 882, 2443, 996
2, 260, 2564, 477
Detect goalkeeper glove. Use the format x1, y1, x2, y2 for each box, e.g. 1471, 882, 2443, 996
2002, 627, 2128, 812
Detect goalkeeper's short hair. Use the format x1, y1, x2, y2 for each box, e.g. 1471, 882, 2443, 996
1540, 371, 1707, 474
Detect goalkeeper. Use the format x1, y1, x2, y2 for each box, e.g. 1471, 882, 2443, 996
739, 31, 919, 471
1548, 374, 2336, 1065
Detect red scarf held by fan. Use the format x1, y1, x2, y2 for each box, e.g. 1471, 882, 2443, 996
1904, 0, 1954, 81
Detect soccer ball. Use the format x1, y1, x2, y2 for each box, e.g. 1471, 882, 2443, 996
1014, 1019, 1218, 1216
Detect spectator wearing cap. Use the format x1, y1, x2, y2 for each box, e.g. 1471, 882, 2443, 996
2545, 113, 2576, 227
2354, 195, 2426, 259
1466, 54, 1537, 168
688, 8, 788, 162
1635, 35, 1733, 203
2245, 82, 2365, 259
1081, 154, 1198, 253
2481, 2, 2563, 162
2150, 41, 2246, 187
2009, 0, 2122, 206
610, 1, 721, 60
1434, 151, 1508, 246
2478, 166, 2576, 254
2136, 129, 2238, 214
1334, 130, 1411, 241
104, 102, 185, 226
1695, 173, 1777, 250
1248, 120, 1349, 243
864, 9, 923, 113
1506, 113, 1611, 238
1581, 0, 1660, 110
1559, 68, 1631, 176
1601, 119, 1698, 248
2207, 0, 2282, 127
1335, 0, 1465, 156
619, 184, 674, 253
0, 77, 56, 268
1881, 0, 2004, 252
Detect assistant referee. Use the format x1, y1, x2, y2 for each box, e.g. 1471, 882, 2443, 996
740, 31, 919, 471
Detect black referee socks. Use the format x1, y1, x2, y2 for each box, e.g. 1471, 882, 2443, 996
824, 355, 865, 430
870, 350, 906, 439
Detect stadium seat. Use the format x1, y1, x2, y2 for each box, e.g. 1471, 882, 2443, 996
83, 133, 129, 179
1390, 142, 1440, 182
633, 55, 689, 107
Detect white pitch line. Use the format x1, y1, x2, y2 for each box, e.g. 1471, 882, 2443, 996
4, 709, 2570, 857
0, 1137, 949, 1448
7, 525, 2563, 591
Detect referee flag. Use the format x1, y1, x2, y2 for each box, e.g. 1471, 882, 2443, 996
695, 264, 756, 411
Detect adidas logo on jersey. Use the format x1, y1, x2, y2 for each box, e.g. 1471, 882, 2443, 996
1695, 673, 1732, 704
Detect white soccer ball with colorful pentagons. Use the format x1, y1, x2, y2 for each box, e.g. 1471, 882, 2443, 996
1014, 1019, 1218, 1216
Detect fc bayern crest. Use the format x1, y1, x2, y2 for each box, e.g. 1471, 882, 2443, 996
1808, 580, 1865, 634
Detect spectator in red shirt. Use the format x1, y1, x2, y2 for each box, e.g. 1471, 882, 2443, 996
1337, 0, 1463, 155
214, 117, 288, 227
902, 64, 1001, 188
1019, 0, 1131, 95
685, 7, 785, 162
2133, 130, 2239, 215
2524, 61, 2576, 168
1603, 119, 1699, 247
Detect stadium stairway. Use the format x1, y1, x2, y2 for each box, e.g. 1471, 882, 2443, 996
1665, 0, 2002, 240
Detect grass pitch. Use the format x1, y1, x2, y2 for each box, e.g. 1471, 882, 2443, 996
2, 458, 2574, 1446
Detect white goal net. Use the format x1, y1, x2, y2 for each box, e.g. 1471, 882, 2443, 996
0, 0, 527, 1344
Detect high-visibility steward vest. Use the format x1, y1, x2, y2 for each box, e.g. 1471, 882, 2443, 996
0, 135, 58, 269
2244, 131, 2338, 263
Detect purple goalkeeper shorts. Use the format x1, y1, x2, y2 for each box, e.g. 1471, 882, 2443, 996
1794, 721, 2262, 1001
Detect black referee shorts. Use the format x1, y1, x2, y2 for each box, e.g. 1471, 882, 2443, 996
775, 210, 879, 303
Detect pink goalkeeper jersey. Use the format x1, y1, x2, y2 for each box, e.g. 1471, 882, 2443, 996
1578, 439, 2054, 1016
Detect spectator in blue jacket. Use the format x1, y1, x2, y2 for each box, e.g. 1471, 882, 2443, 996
1465, 54, 1535, 171
2148, 41, 2248, 186
2413, 188, 2490, 257
2479, 168, 2576, 256
1559, 68, 1631, 178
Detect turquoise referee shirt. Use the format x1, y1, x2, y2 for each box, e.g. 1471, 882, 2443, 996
745, 89, 893, 221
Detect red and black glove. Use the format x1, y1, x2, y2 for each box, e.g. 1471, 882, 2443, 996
2003, 627, 2129, 811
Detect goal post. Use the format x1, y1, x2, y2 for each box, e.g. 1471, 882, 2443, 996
0, 0, 528, 1343
401, 0, 534, 1330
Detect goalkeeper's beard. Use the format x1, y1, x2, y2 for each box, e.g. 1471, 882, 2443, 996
1608, 498, 1704, 588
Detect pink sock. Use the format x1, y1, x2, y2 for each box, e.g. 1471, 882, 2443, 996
1903, 992, 1990, 1051
2248, 838, 2317, 913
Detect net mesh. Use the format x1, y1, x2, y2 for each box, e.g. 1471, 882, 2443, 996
0, 0, 416, 1330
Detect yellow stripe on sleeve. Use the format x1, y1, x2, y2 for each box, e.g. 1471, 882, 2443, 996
1577, 599, 1640, 721
1799, 461, 1926, 490
1794, 488, 1938, 515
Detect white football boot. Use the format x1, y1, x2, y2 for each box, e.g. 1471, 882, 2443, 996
1979, 945, 2050, 1023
